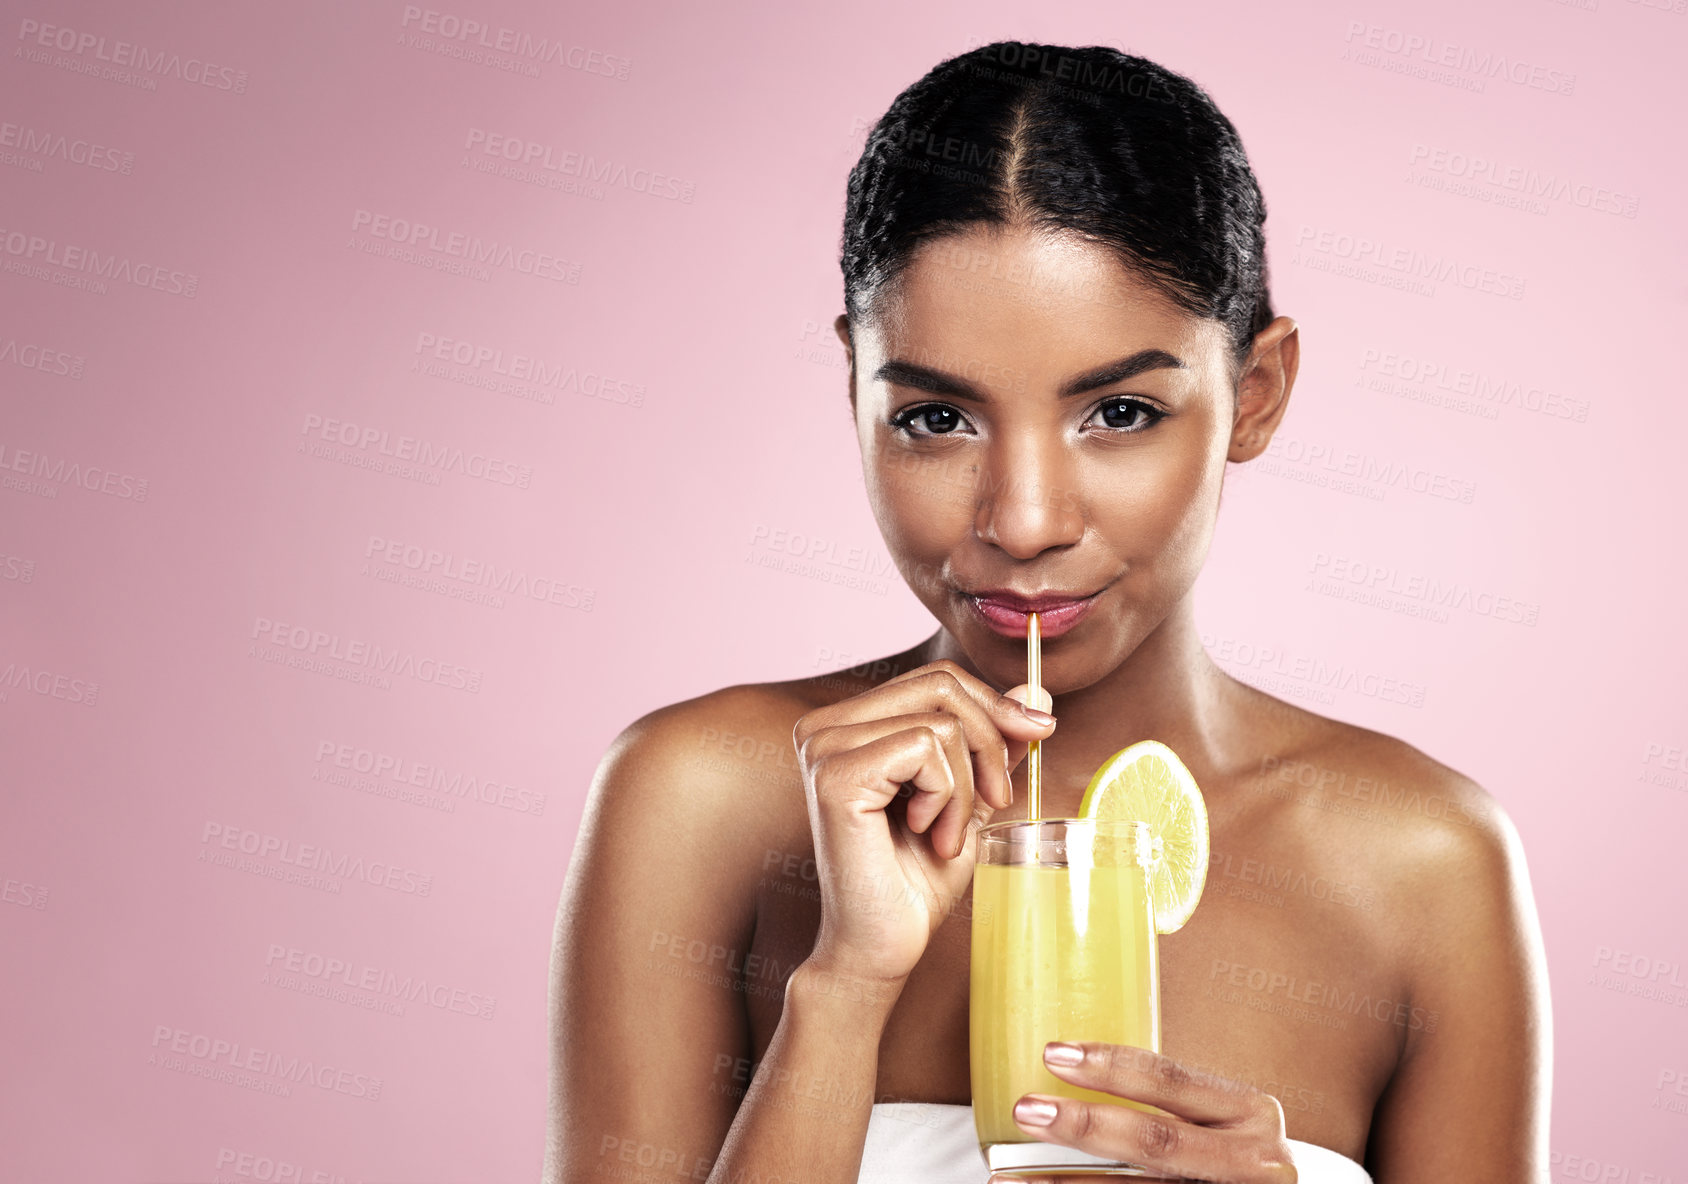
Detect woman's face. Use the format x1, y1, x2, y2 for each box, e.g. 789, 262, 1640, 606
842, 223, 1278, 695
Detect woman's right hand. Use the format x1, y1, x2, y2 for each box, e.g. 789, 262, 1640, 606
791, 658, 1057, 988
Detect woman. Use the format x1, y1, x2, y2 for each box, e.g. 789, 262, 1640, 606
544, 41, 1550, 1184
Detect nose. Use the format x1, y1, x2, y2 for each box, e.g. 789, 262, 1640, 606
972, 433, 1085, 559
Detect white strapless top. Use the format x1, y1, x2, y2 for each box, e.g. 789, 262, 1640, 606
860, 1103, 1372, 1183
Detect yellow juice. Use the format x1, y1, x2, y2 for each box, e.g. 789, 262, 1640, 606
970, 859, 1159, 1148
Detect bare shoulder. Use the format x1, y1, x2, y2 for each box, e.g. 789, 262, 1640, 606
1239, 674, 1552, 1169
594, 681, 812, 788
546, 676, 868, 1184
595, 672, 871, 789
586, 682, 815, 828
1248, 690, 1547, 1014
578, 672, 876, 865
1249, 691, 1519, 881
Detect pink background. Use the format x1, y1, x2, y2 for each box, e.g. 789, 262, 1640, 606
3, 0, 1685, 1179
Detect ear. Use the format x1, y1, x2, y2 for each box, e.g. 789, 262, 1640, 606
834, 313, 856, 412
1227, 316, 1299, 463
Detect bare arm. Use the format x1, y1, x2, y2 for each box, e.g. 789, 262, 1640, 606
544, 669, 1048, 1184
542, 700, 761, 1184
540, 689, 949, 1184
1364, 792, 1552, 1181
704, 961, 907, 1184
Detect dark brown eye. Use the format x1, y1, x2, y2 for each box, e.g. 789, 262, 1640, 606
891, 404, 968, 435
1091, 398, 1162, 432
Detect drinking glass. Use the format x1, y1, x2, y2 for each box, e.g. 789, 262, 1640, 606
970, 818, 1168, 1177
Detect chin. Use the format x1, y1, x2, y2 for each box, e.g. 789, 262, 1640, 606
947, 616, 1123, 697
1032, 652, 1117, 697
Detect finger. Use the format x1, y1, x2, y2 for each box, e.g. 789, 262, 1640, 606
926, 719, 986, 861
985, 678, 1053, 780
879, 661, 1054, 737
1010, 1091, 1284, 1183
998, 682, 1055, 777
871, 662, 1055, 806
891, 716, 974, 855
989, 1175, 1148, 1184
808, 726, 958, 849
798, 664, 1026, 812
1037, 1042, 1263, 1126
1002, 683, 1053, 714
803, 714, 977, 858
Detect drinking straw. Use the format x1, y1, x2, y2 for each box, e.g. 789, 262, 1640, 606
1027, 612, 1042, 822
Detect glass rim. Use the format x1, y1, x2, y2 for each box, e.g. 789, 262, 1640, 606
978, 817, 1152, 836
976, 817, 1155, 869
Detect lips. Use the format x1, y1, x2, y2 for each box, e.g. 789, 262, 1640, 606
964, 589, 1098, 638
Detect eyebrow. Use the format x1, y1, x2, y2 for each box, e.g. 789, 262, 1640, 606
871, 348, 1186, 402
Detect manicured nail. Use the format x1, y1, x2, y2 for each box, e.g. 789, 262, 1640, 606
1022, 705, 1055, 725
1014, 1096, 1058, 1126
1043, 1041, 1083, 1066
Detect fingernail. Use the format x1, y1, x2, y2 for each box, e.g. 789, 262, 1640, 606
1021, 705, 1055, 725
1043, 1041, 1083, 1066
1014, 1096, 1057, 1126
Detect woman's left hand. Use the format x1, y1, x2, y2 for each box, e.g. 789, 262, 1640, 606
1002, 1041, 1299, 1183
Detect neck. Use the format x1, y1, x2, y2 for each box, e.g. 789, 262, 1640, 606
916, 597, 1242, 814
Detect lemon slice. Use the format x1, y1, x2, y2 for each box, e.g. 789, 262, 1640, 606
1077, 741, 1209, 934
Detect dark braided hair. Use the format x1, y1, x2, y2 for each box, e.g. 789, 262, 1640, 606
841, 42, 1274, 370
